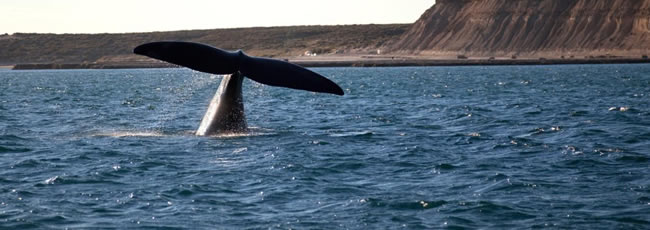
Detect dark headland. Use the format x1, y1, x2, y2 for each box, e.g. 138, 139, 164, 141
4, 0, 650, 70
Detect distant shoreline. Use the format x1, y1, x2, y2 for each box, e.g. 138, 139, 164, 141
10, 57, 650, 70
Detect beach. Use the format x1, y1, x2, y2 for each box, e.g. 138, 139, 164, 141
10, 55, 650, 70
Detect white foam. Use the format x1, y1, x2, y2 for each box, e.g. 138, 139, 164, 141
93, 131, 165, 137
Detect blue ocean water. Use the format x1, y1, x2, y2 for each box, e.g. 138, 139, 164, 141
0, 65, 649, 229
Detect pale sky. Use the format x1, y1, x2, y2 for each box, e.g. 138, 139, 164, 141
1, 0, 435, 34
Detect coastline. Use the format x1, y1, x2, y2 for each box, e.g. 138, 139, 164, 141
10, 57, 650, 70
291, 57, 650, 67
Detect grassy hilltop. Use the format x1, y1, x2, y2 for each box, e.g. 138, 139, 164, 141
0, 24, 408, 66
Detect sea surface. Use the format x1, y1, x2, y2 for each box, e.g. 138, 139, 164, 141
0, 65, 649, 229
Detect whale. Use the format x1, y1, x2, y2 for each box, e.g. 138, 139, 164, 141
133, 41, 344, 136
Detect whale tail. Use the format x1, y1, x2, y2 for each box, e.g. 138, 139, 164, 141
134, 41, 344, 95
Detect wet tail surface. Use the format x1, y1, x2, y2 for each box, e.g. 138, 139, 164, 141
195, 72, 247, 136
134, 41, 344, 95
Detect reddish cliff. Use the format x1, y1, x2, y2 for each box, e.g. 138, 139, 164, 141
391, 0, 650, 57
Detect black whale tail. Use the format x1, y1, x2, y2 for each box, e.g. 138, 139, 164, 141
134, 41, 344, 95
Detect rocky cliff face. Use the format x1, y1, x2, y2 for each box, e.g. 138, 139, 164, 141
391, 0, 650, 57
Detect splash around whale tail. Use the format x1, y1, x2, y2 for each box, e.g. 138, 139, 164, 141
134, 41, 344, 95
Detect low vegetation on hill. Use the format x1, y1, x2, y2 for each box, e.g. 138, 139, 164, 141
0, 24, 408, 65
5, 0, 650, 67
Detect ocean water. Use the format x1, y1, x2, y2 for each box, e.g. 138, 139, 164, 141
0, 65, 649, 229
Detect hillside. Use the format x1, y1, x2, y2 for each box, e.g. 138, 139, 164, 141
0, 24, 408, 65
391, 0, 650, 57
4, 0, 650, 68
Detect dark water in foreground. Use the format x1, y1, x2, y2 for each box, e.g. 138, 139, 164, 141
0, 65, 649, 229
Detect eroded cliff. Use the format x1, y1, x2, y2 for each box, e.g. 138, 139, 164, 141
391, 0, 650, 57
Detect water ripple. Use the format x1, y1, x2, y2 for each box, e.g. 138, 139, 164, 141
1, 66, 649, 228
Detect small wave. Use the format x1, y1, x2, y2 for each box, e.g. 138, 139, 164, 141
90, 127, 275, 138
310, 140, 331, 145
467, 132, 481, 137
232, 147, 248, 153
205, 127, 276, 138
560, 158, 612, 167
13, 159, 42, 168
361, 198, 447, 210
43, 176, 59, 185
616, 155, 649, 163
0, 145, 32, 153
329, 131, 374, 137
35, 175, 126, 187
474, 178, 512, 194
570, 110, 589, 117
92, 131, 166, 137
437, 163, 458, 170
0, 134, 29, 141
608, 106, 631, 112
209, 132, 255, 138
508, 137, 543, 148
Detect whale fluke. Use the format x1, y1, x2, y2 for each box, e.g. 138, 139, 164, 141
134, 41, 344, 95
134, 41, 344, 135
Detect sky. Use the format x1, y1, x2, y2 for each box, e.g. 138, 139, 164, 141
1, 0, 435, 34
